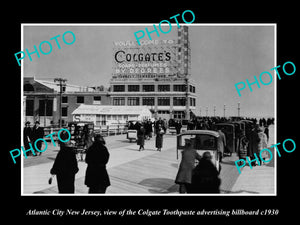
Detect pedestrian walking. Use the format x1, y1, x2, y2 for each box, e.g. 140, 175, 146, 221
238, 134, 249, 163
175, 120, 182, 135
175, 140, 201, 193
258, 126, 268, 164
264, 125, 269, 144
85, 134, 110, 193
146, 119, 153, 139
84, 127, 95, 150
217, 128, 226, 162
248, 125, 260, 167
189, 151, 221, 193
137, 125, 145, 151
155, 124, 165, 151
50, 134, 79, 193
31, 121, 44, 156
23, 121, 32, 156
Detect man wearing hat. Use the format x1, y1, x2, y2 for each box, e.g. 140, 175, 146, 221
23, 121, 32, 156
31, 121, 44, 156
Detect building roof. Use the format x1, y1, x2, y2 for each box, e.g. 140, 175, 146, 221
72, 104, 151, 115
34, 79, 95, 92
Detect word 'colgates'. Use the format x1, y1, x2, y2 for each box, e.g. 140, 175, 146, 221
235, 61, 296, 97
235, 138, 296, 174
134, 10, 196, 45
14, 31, 76, 66
10, 128, 71, 164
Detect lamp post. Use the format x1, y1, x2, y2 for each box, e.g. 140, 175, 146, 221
238, 102, 241, 117
54, 78, 67, 128
223, 104, 226, 117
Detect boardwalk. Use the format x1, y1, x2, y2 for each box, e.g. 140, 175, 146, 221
22, 125, 275, 195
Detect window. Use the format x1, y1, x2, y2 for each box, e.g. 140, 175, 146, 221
173, 84, 186, 92
24, 84, 34, 92
174, 97, 186, 106
113, 97, 125, 105
38, 99, 53, 116
128, 97, 139, 106
62, 107, 68, 117
173, 111, 185, 119
93, 96, 101, 104
190, 98, 196, 106
62, 96, 68, 103
142, 85, 154, 92
142, 97, 155, 106
113, 85, 125, 92
26, 99, 34, 116
128, 85, 140, 92
158, 85, 170, 92
158, 97, 170, 106
157, 110, 170, 114
77, 96, 84, 103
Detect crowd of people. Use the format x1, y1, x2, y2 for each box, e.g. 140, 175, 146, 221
173, 116, 273, 193
23, 121, 45, 156
25, 115, 274, 194
128, 118, 167, 151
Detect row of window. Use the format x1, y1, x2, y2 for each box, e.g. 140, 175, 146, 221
113, 84, 196, 93
62, 96, 101, 104
113, 97, 196, 106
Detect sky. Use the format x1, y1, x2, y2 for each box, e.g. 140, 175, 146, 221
23, 24, 275, 118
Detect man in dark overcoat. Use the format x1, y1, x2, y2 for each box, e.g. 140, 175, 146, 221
175, 140, 202, 193
85, 134, 110, 193
50, 144, 79, 193
248, 126, 260, 167
23, 121, 32, 156
31, 121, 44, 156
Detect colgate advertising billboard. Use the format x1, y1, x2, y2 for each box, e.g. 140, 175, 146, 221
112, 39, 180, 79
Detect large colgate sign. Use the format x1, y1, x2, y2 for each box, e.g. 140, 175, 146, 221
112, 39, 178, 77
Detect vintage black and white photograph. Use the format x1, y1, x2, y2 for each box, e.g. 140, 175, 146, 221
21, 24, 276, 195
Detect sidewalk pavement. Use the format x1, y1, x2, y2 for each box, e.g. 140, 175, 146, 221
230, 124, 276, 195
23, 135, 178, 194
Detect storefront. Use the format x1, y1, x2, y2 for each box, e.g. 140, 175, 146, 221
72, 104, 152, 130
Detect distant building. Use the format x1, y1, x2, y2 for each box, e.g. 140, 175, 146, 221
23, 77, 111, 127
109, 26, 196, 121
72, 104, 152, 128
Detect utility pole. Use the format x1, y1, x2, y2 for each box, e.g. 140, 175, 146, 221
54, 78, 67, 128
185, 78, 190, 120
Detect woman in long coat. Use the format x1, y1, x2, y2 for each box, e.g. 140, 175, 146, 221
155, 124, 165, 151
50, 145, 79, 194
137, 125, 145, 151
85, 134, 110, 193
175, 141, 201, 193
189, 152, 220, 193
